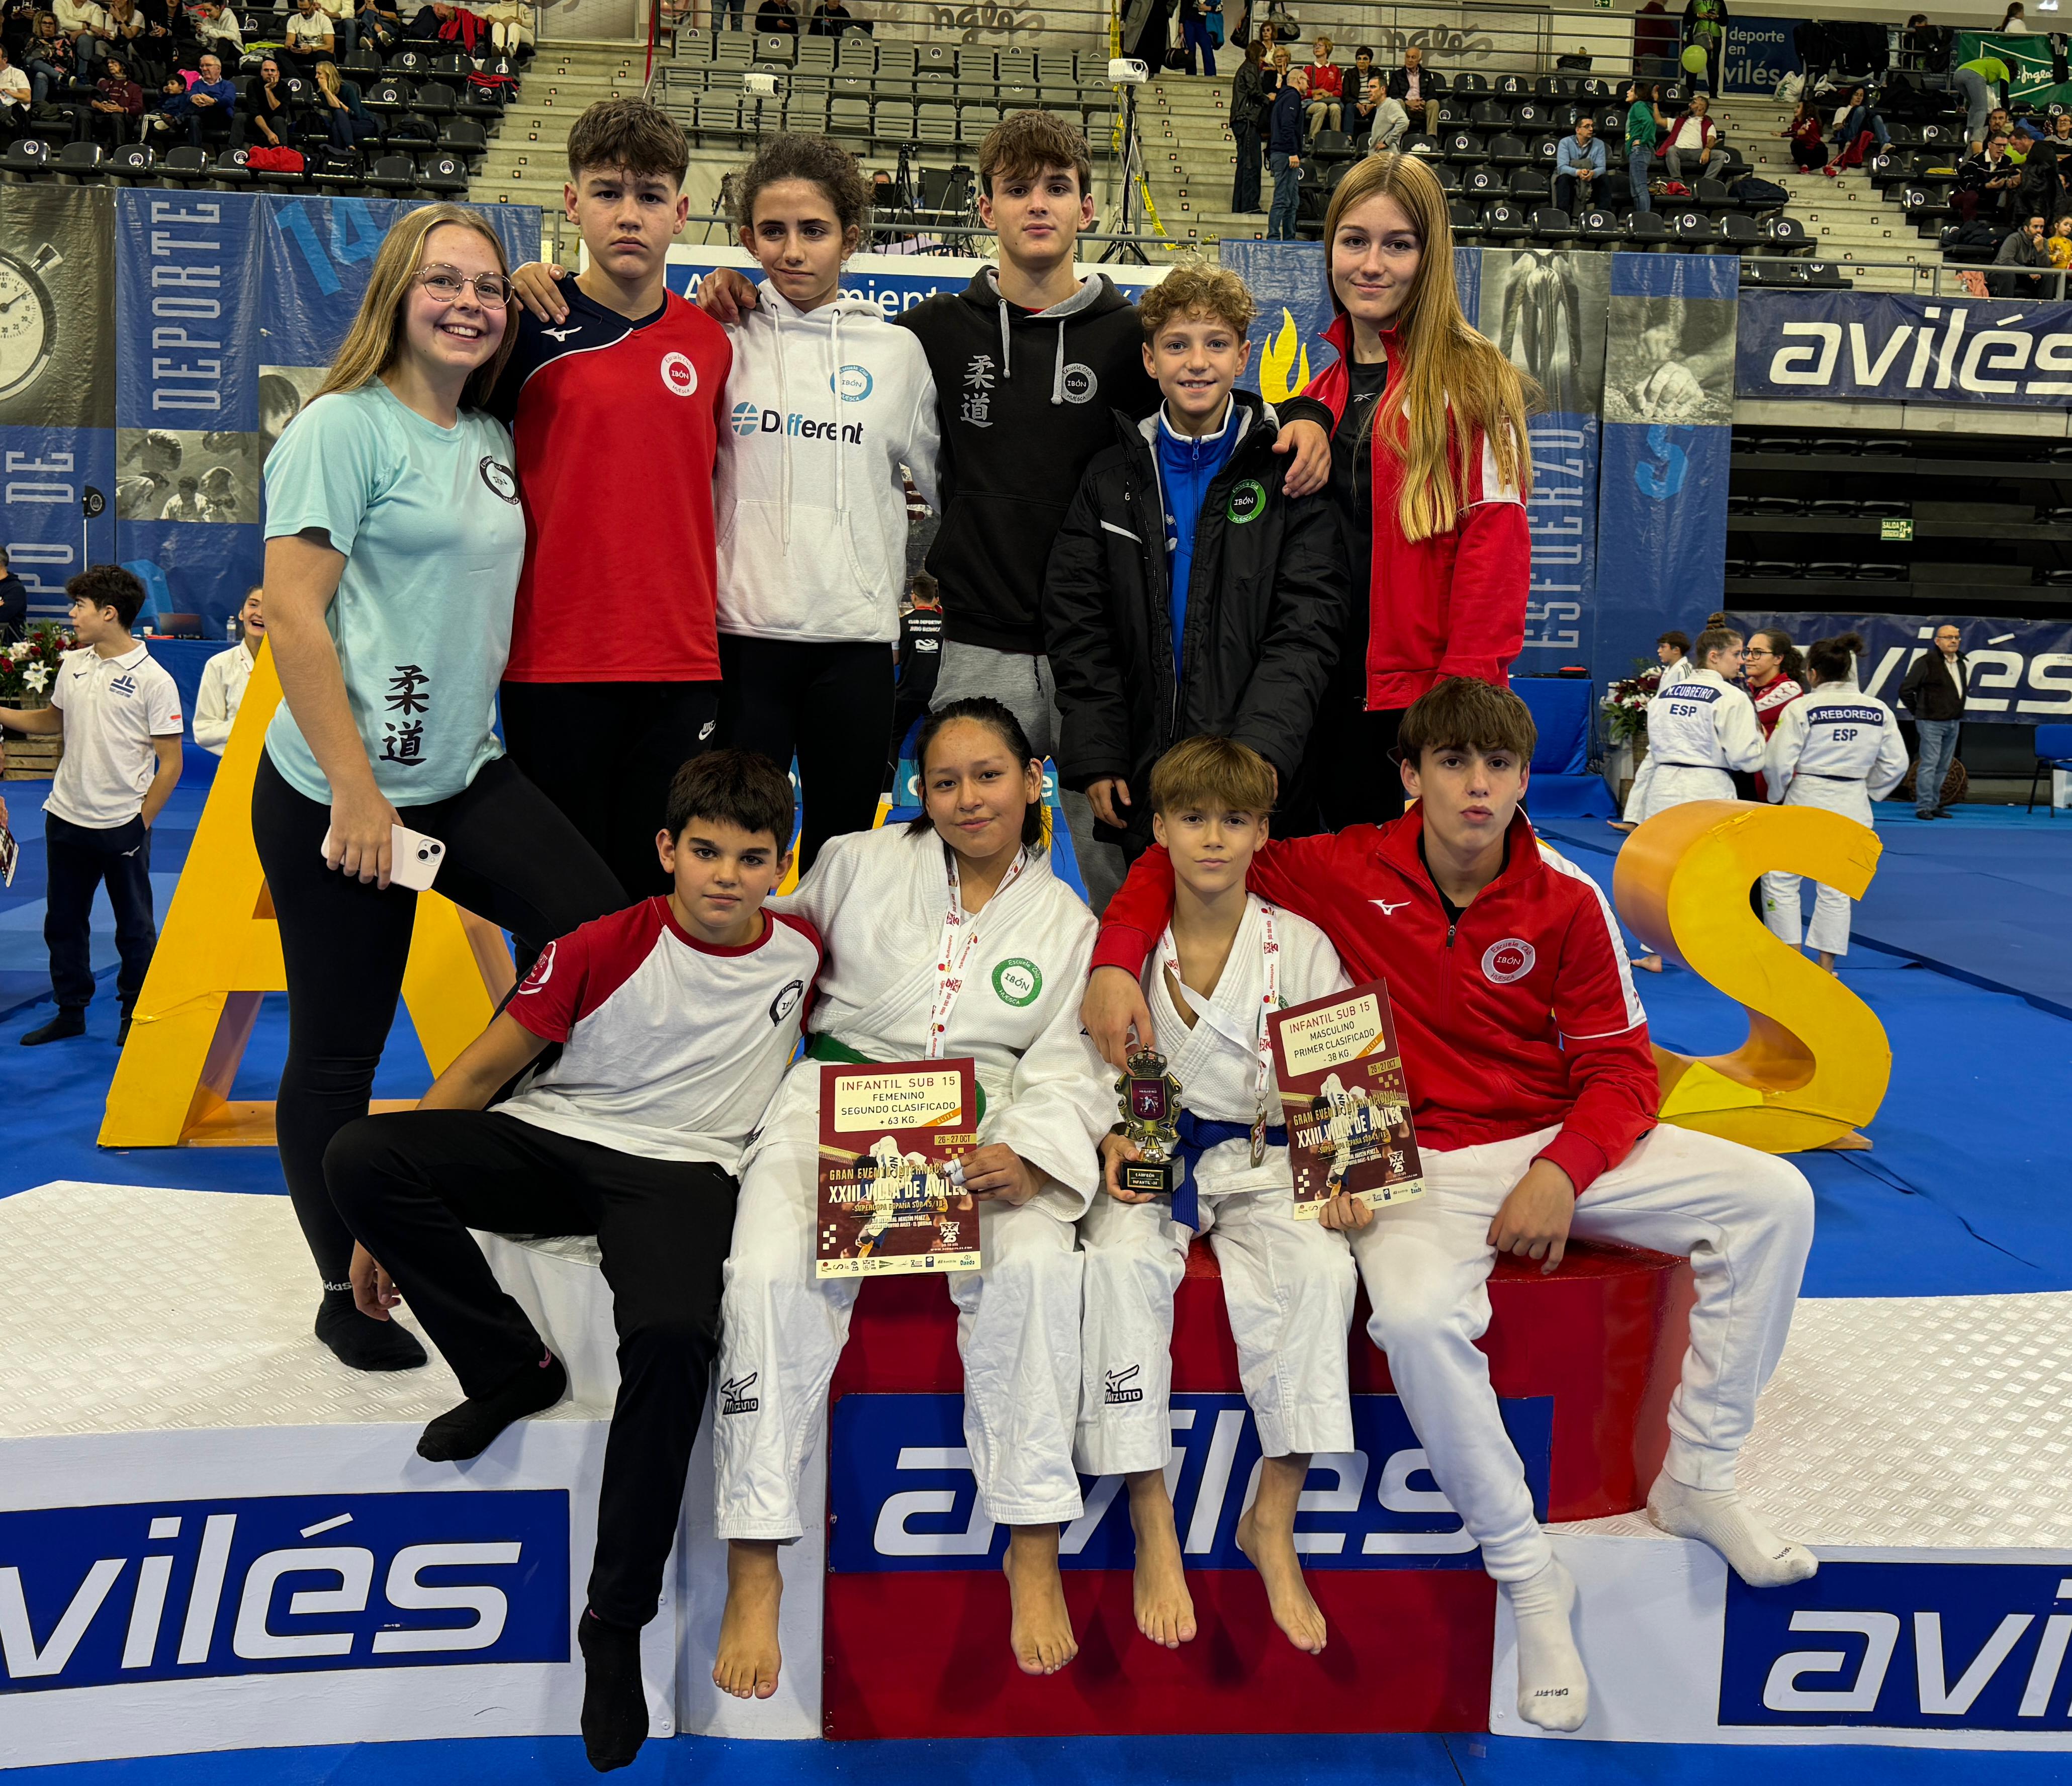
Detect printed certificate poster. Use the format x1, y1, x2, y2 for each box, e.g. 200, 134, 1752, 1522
1269, 979, 1426, 1217
816, 1059, 981, 1278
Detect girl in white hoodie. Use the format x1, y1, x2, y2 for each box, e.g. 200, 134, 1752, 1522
716, 135, 943, 869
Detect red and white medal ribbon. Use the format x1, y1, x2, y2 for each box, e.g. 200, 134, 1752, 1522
924, 846, 1025, 1061
1157, 901, 1280, 1166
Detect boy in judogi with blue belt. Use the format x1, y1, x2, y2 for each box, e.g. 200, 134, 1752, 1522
1076, 736, 1359, 1659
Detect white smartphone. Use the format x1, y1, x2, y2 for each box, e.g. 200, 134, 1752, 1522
318, 823, 446, 890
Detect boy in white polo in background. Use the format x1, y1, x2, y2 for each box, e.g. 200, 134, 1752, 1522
1078, 735, 1358, 1660
0, 566, 183, 1048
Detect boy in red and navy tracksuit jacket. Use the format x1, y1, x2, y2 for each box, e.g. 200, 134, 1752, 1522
1080, 678, 1817, 1734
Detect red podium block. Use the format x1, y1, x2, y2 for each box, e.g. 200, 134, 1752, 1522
822, 1236, 1693, 1739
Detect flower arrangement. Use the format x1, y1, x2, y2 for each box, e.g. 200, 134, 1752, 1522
1601, 660, 1664, 746
2, 622, 74, 706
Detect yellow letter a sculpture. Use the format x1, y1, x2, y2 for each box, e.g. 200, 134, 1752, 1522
101, 647, 505, 1148
1613, 798, 1891, 1154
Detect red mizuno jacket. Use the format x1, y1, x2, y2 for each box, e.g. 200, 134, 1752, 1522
1090, 807, 1658, 1192
1297, 311, 1531, 711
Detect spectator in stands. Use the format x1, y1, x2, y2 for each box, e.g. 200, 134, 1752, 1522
253, 202, 620, 1373
1662, 92, 1722, 185
2020, 122, 2072, 223
1553, 113, 1603, 214
1178, 0, 1215, 76
194, 586, 264, 756
1985, 106, 2022, 154
1681, 0, 1726, 97
23, 11, 76, 105
54, 0, 109, 73
1266, 49, 1302, 239
1230, 37, 1267, 212
1992, 210, 2052, 296
1957, 131, 2024, 225
1280, 151, 1531, 830
234, 53, 289, 146
1823, 84, 1887, 175
313, 0, 355, 55
1347, 46, 1386, 147
2047, 211, 2072, 276
2000, 1, 2029, 31
752, 0, 795, 36
807, 0, 849, 31
352, 0, 398, 49
0, 546, 26, 641
155, 47, 230, 143
1955, 54, 2008, 154
1385, 42, 1438, 131
188, 0, 239, 59
1626, 79, 1667, 212
1634, 0, 1677, 71
1302, 35, 1339, 134
0, 44, 31, 131
284, 0, 335, 74
312, 56, 375, 148
1899, 621, 1966, 818
103, 0, 165, 83
1785, 97, 1825, 170
83, 46, 139, 139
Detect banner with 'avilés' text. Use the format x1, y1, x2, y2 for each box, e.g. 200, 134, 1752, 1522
1737, 289, 2072, 409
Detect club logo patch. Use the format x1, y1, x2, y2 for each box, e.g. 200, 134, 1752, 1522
769, 977, 804, 1024
520, 939, 556, 992
1104, 1365, 1143, 1405
993, 958, 1042, 1006
720, 1372, 760, 1415
1482, 938, 1536, 984
478, 457, 519, 503
1226, 478, 1267, 523
730, 401, 761, 436
832, 364, 874, 402
1059, 363, 1098, 404
660, 351, 699, 397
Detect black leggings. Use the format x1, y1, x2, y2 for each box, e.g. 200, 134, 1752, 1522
500, 679, 721, 903
325, 1111, 736, 1630
251, 750, 624, 1288
717, 635, 894, 873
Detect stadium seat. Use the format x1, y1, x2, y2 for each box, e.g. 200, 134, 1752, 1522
413, 79, 458, 118
385, 111, 438, 148
787, 87, 829, 132
1483, 199, 1531, 241
1401, 132, 1438, 158
417, 149, 468, 195
438, 115, 487, 164
429, 52, 470, 77
1626, 209, 1669, 248
1452, 72, 1488, 96
1532, 206, 1577, 243
1464, 165, 1503, 198
1512, 101, 1548, 133
877, 40, 917, 77
955, 47, 994, 83
108, 142, 155, 183
917, 101, 958, 145
694, 92, 740, 141
1449, 198, 1486, 241
1431, 160, 1462, 193
1488, 132, 1529, 166
1495, 72, 1526, 96
1311, 129, 1355, 162
1669, 207, 1717, 245
1692, 176, 1734, 215
1507, 167, 1550, 203
365, 151, 416, 192
53, 141, 105, 180
757, 32, 793, 64
0, 137, 51, 177
1766, 215, 1811, 253
1444, 128, 1484, 162
1594, 105, 1624, 141
875, 99, 915, 141
342, 46, 380, 76
389, 47, 429, 74
795, 37, 835, 73
1720, 211, 1762, 247
1469, 99, 1507, 129
367, 77, 411, 115
1578, 205, 1626, 245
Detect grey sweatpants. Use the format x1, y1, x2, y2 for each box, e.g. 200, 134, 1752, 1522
932, 641, 1126, 912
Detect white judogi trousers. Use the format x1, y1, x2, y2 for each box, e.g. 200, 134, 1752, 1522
712, 1121, 1086, 1539
1074, 1185, 1357, 1476
1761, 775, 1873, 957
1347, 1121, 1813, 1581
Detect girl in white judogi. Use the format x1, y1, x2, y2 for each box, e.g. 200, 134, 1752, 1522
1614, 628, 1696, 828
711, 697, 1113, 1698
1623, 624, 1766, 972
1760, 631, 1909, 972
1076, 738, 1358, 1659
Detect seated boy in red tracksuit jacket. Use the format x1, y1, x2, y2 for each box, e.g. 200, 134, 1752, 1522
1079, 676, 1818, 1735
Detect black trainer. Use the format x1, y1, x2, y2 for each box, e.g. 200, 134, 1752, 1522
22, 1008, 86, 1046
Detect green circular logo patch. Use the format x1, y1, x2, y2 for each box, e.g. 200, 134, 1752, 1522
1226, 479, 1267, 524
993, 958, 1042, 1006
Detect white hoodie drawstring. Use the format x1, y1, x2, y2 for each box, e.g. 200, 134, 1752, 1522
830, 303, 846, 521
998, 297, 1012, 380
1052, 321, 1065, 405
775, 306, 793, 549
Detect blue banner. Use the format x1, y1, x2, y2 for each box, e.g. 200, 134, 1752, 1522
1594, 253, 1739, 688
827, 1391, 1553, 1573
104, 194, 539, 635
1724, 609, 2072, 726
0, 1489, 569, 1693
1737, 289, 2072, 408
1724, 15, 1803, 93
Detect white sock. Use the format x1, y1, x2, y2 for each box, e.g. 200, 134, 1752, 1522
1503, 1558, 1589, 1733
1648, 1474, 1818, 1587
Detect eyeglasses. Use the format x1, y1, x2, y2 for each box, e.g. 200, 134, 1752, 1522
416, 266, 512, 306
1745, 647, 1777, 658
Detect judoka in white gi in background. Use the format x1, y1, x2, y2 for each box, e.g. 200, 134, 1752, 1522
712, 697, 1113, 1699
1625, 624, 1765, 823
1616, 631, 1696, 826
192, 586, 264, 756
1077, 738, 1358, 1658
1760, 631, 1909, 971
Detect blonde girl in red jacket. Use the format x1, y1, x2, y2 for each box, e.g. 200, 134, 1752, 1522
1289, 150, 1534, 830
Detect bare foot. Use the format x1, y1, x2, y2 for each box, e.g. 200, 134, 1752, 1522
712, 1540, 783, 1701
1636, 953, 1663, 974
1607, 819, 1637, 833
1236, 1503, 1327, 1655
1125, 1471, 1197, 1649
1003, 1525, 1078, 1676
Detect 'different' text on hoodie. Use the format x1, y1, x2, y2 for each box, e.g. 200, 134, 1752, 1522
896, 267, 1160, 657
717, 282, 942, 646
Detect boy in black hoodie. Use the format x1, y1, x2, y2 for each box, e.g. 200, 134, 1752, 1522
1042, 262, 1348, 860
697, 112, 1332, 909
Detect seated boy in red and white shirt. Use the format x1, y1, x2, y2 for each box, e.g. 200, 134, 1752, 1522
1080, 678, 1817, 1737
327, 749, 817, 1773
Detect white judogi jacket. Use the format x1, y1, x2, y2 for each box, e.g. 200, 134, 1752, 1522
1764, 679, 1910, 822
1632, 666, 1764, 821
756, 823, 1112, 1219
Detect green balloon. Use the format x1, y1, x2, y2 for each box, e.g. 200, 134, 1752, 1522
1681, 43, 1709, 70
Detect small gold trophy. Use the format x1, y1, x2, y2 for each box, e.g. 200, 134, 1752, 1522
1117, 1048, 1185, 1197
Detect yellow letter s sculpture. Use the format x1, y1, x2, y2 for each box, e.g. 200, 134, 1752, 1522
1613, 799, 1890, 1153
